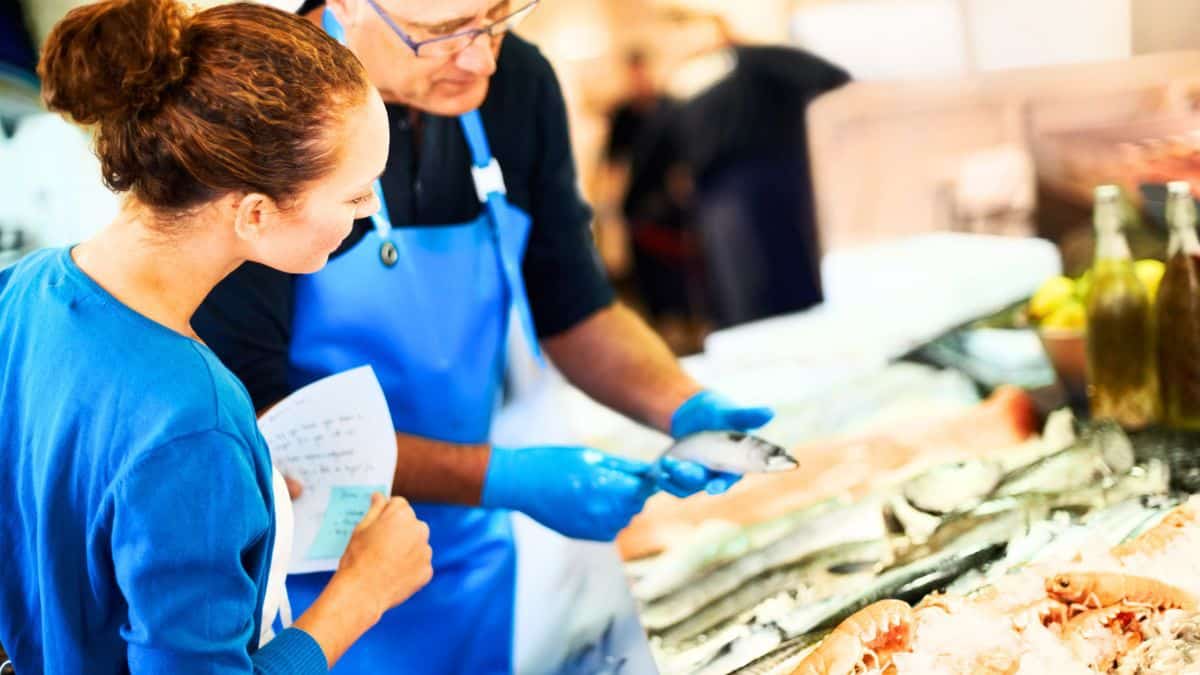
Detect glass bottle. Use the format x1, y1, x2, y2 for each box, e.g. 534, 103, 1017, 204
1085, 184, 1158, 428
1157, 181, 1200, 429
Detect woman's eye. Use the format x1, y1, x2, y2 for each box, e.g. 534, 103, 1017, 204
351, 195, 371, 205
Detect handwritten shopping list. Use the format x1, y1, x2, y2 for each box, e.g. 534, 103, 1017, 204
308, 485, 389, 559
258, 366, 396, 574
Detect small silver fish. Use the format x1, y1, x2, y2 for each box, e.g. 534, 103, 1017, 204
994, 422, 1134, 497
640, 501, 885, 632
731, 633, 823, 675
655, 539, 891, 650
663, 431, 798, 474
901, 459, 1004, 516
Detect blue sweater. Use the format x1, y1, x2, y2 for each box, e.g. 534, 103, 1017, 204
0, 249, 327, 675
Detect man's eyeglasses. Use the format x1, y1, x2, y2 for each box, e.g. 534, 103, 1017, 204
364, 0, 540, 58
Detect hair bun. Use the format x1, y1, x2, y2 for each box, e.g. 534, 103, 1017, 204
39, 0, 192, 125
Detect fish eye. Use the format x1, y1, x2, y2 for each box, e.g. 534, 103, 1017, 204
1057, 578, 1070, 588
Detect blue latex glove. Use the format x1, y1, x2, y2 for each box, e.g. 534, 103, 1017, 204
481, 446, 659, 542
658, 390, 776, 497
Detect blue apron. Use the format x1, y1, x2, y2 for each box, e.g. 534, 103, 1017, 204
287, 19, 541, 670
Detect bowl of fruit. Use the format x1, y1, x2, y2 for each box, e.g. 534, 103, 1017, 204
1028, 259, 1164, 401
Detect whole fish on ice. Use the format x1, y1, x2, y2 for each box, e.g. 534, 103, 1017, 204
663, 432, 799, 474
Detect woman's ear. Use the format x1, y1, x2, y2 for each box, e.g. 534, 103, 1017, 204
232, 192, 274, 243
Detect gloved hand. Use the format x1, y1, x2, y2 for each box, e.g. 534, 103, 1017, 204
658, 390, 776, 498
481, 446, 659, 542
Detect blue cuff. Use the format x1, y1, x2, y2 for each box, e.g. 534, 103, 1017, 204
670, 390, 775, 439
670, 391, 710, 439
480, 446, 520, 511
253, 627, 328, 675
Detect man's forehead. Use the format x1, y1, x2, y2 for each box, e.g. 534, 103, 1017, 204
375, 0, 497, 25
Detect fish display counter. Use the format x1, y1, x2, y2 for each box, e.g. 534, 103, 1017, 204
591, 300, 1200, 674
621, 374, 1200, 674
504, 232, 1200, 675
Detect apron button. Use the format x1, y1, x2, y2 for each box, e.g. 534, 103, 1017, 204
380, 241, 399, 267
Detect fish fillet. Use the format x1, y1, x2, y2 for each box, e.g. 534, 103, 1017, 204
618, 386, 1037, 559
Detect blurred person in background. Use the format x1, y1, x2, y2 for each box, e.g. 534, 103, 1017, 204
591, 49, 663, 289
619, 99, 710, 355
595, 48, 708, 354
646, 10, 851, 328
605, 50, 670, 176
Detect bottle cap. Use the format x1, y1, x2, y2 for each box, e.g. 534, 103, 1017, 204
1095, 184, 1121, 202
1167, 181, 1197, 229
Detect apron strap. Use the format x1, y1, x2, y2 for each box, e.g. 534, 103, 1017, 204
279, 589, 293, 629
370, 182, 394, 240
460, 110, 544, 365
321, 7, 345, 42
460, 110, 495, 168
320, 4, 538, 362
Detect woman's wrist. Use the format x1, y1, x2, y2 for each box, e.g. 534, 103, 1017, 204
293, 572, 384, 667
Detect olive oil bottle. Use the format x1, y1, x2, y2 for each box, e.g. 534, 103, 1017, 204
1157, 181, 1200, 429
1085, 185, 1159, 428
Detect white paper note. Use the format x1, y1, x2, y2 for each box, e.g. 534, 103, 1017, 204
258, 366, 396, 574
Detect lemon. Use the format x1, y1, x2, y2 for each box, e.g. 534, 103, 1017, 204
1076, 270, 1093, 302
1029, 276, 1076, 320
1042, 300, 1086, 331
1135, 259, 1165, 301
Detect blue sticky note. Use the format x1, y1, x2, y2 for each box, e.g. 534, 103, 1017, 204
308, 485, 388, 560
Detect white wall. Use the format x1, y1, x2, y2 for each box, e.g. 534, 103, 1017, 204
965, 0, 1130, 71
791, 0, 970, 79
1, 115, 119, 252
792, 0, 1133, 80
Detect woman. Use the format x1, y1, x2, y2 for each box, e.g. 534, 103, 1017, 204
0, 1, 433, 673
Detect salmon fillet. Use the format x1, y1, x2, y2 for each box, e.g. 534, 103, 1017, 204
618, 386, 1038, 559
